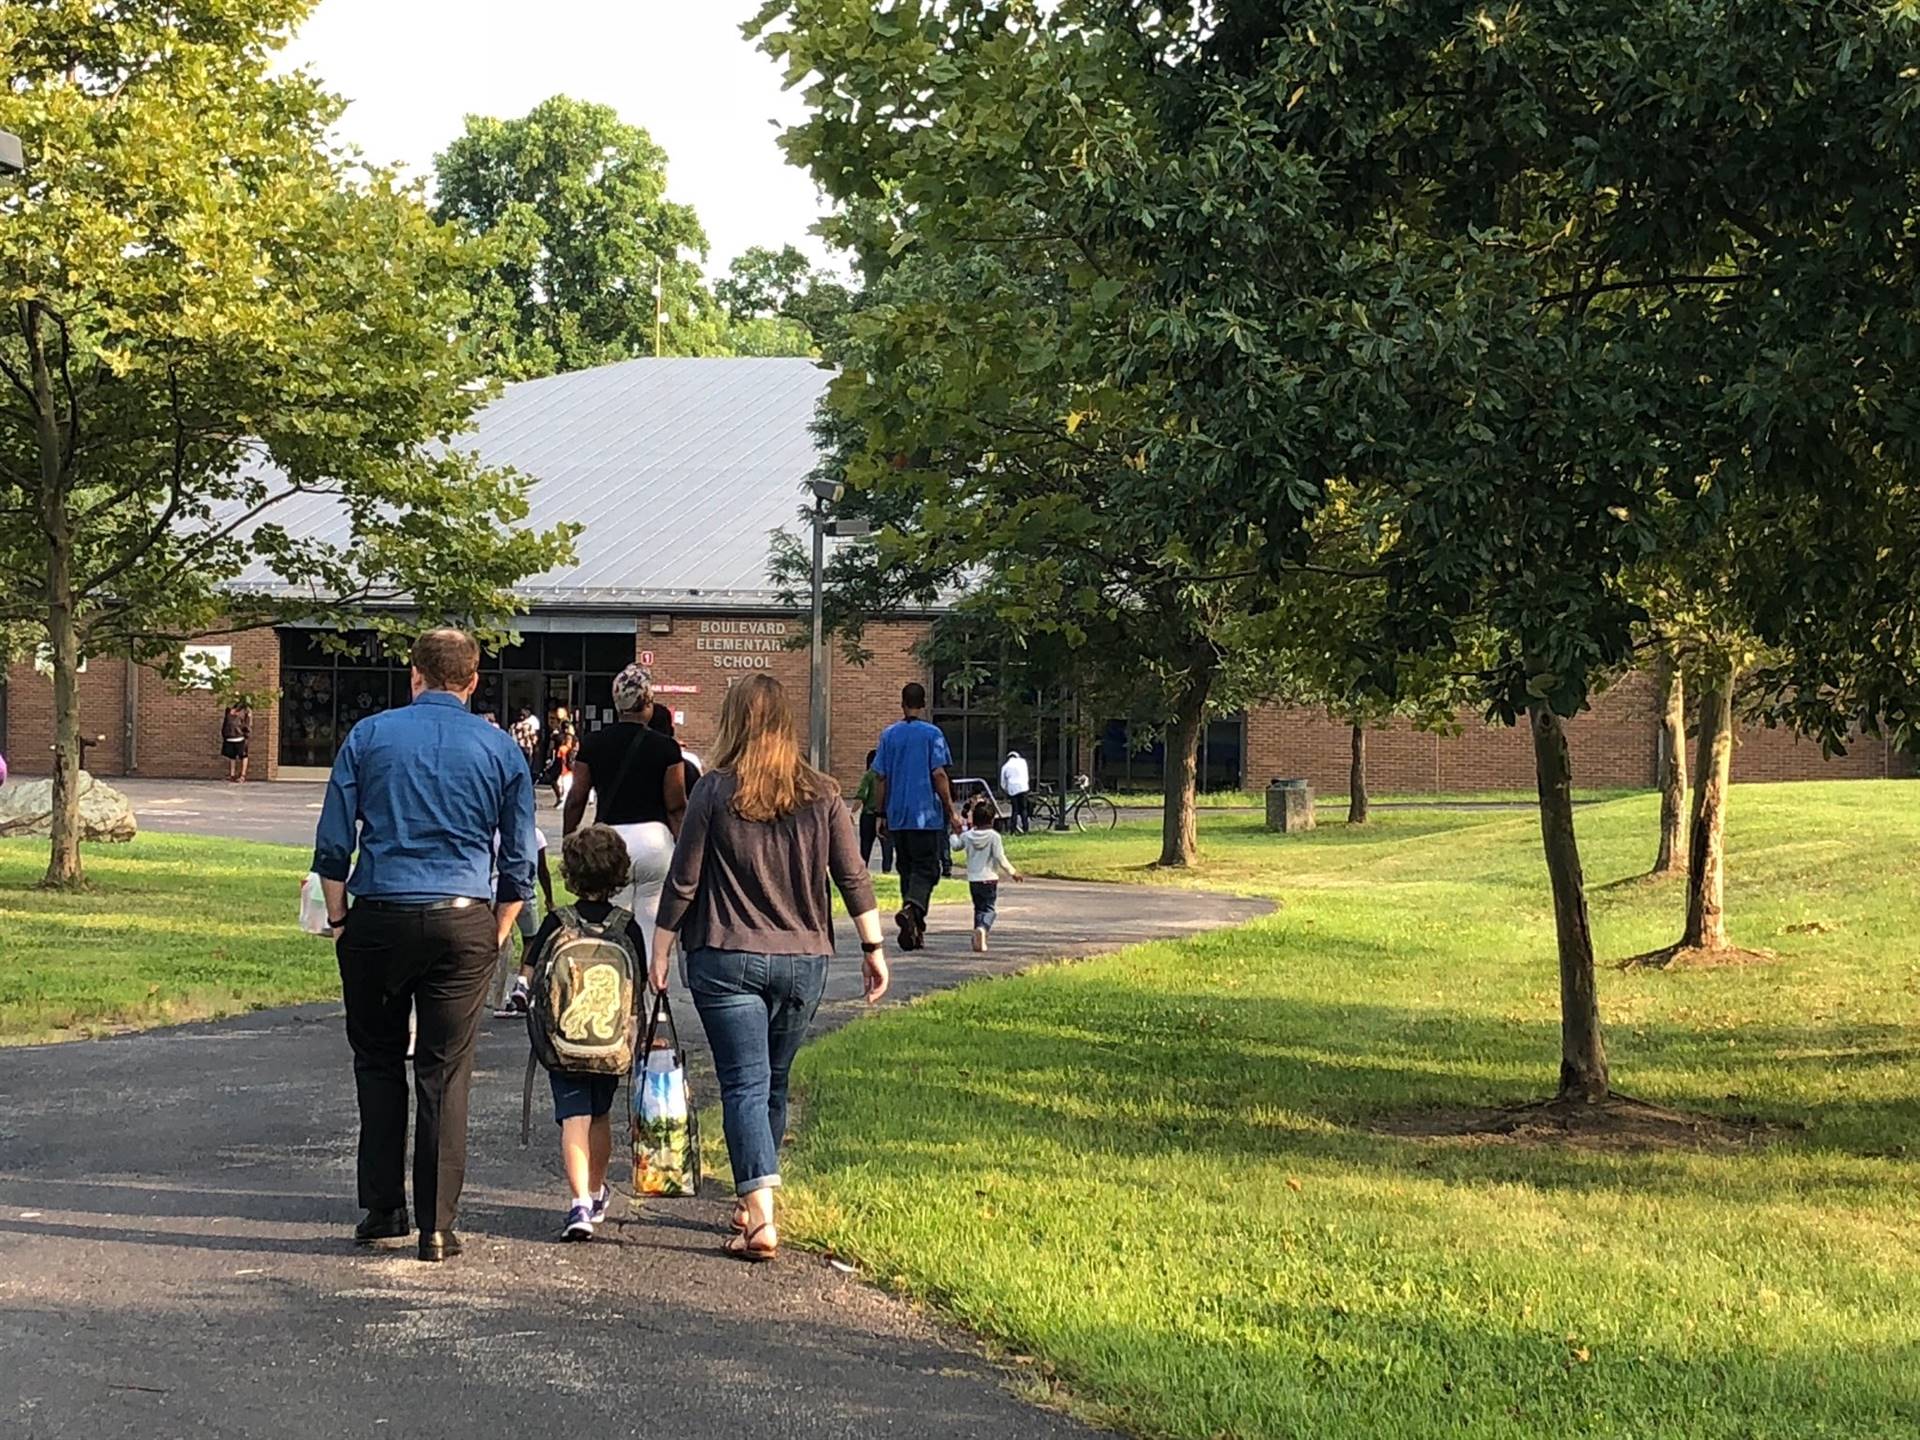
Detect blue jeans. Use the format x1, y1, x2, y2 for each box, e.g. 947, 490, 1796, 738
970, 881, 1000, 932
685, 949, 829, 1196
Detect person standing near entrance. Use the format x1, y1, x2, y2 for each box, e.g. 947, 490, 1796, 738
1000, 747, 1032, 834
313, 628, 536, 1263
872, 682, 960, 951
510, 707, 541, 772
220, 700, 252, 783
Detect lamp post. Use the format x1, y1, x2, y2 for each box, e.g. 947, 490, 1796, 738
806, 479, 871, 769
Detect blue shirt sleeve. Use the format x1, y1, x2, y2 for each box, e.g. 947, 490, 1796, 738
871, 727, 894, 778
493, 742, 537, 904
312, 726, 360, 881
930, 728, 952, 771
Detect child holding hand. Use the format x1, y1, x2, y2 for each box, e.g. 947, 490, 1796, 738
960, 798, 1023, 953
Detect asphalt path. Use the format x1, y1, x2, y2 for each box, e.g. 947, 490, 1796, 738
0, 870, 1268, 1440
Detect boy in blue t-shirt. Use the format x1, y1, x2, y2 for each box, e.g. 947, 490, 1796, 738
871, 681, 960, 951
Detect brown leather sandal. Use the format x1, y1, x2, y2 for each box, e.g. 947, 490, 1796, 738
726, 1221, 778, 1262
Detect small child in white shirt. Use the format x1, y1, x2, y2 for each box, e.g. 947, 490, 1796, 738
959, 799, 1024, 953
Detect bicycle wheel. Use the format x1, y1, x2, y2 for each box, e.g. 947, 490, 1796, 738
1074, 795, 1119, 831
1025, 796, 1058, 832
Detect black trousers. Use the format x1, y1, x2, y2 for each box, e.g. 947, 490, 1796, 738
1010, 792, 1031, 834
859, 811, 895, 874
893, 829, 946, 919
338, 902, 497, 1233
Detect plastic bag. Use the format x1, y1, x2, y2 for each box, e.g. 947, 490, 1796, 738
632, 994, 699, 1196
298, 873, 333, 936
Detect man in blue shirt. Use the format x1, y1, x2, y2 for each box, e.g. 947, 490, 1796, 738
872, 681, 960, 951
313, 627, 535, 1262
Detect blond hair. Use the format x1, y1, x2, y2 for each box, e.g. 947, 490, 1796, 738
710, 674, 832, 821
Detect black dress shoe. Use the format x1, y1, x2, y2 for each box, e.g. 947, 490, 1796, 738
418, 1230, 463, 1263
353, 1207, 409, 1244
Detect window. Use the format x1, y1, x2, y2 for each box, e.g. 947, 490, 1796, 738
277, 627, 638, 765
1092, 713, 1246, 793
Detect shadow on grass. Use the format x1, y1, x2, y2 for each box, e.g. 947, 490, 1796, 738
797, 980, 1920, 1206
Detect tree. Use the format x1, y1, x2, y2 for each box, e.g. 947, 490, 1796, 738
717, 244, 853, 354
0, 2, 574, 886
770, 242, 1294, 869
1650, 653, 1689, 877
433, 96, 731, 376
755, 0, 1920, 1104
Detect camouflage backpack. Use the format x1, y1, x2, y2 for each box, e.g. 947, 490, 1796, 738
526, 905, 639, 1077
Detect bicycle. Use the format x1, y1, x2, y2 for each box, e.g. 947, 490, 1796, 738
1024, 775, 1118, 833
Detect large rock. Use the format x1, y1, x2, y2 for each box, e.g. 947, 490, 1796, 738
0, 772, 138, 843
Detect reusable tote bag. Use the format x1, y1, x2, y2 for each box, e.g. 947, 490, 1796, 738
632, 991, 702, 1197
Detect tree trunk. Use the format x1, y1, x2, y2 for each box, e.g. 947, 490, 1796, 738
1157, 672, 1211, 869
24, 301, 84, 888
1347, 722, 1369, 825
1682, 665, 1737, 951
1529, 703, 1609, 1102
1652, 653, 1688, 875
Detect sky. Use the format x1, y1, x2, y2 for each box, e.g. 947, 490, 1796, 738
281, 0, 835, 274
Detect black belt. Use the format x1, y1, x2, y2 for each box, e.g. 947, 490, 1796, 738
353, 897, 490, 913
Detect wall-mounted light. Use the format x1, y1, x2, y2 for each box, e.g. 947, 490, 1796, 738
648, 614, 673, 635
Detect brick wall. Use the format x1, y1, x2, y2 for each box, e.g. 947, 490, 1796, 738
828, 620, 934, 786
636, 613, 813, 773
1243, 665, 1913, 795
638, 613, 933, 791
3, 627, 282, 780
8, 622, 1910, 792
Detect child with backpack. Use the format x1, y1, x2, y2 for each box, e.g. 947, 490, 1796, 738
523, 825, 647, 1241
959, 798, 1023, 953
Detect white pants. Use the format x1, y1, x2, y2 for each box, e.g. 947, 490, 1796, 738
611, 821, 675, 957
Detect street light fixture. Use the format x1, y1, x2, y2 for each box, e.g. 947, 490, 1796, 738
0, 130, 24, 174
805, 482, 860, 769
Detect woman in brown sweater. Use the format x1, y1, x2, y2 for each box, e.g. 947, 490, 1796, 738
650, 675, 889, 1261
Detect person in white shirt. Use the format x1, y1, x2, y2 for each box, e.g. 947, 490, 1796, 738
1000, 748, 1033, 834
960, 799, 1024, 953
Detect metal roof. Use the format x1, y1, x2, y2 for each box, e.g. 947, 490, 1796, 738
232, 357, 835, 611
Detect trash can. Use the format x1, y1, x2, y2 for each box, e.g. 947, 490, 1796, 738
1265, 778, 1315, 834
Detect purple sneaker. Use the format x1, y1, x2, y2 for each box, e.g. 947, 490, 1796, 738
561, 1203, 594, 1242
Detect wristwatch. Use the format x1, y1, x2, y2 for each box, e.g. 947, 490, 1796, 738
328, 913, 349, 929
860, 939, 884, 954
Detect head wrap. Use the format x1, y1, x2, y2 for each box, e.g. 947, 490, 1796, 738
611, 663, 653, 714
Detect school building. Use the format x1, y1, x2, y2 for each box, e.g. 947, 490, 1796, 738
2, 358, 1910, 794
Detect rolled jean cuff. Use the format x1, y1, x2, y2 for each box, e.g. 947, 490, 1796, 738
734, 1172, 782, 1197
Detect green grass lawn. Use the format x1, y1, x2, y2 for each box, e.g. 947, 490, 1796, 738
781, 782, 1920, 1438
0, 834, 333, 1042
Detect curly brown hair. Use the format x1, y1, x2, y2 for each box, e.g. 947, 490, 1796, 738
560, 825, 631, 901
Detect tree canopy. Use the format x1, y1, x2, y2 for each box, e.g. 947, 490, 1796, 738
752, 0, 1920, 1101
432, 94, 733, 375
0, 0, 573, 884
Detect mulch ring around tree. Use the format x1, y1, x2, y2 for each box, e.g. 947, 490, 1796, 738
1375, 1094, 1780, 1154
1618, 943, 1780, 971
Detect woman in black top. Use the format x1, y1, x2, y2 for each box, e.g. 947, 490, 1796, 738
562, 665, 686, 942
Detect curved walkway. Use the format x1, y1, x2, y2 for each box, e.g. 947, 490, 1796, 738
0, 879, 1268, 1440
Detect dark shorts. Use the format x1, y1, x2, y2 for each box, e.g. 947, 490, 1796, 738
221, 739, 248, 760
550, 1071, 618, 1124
